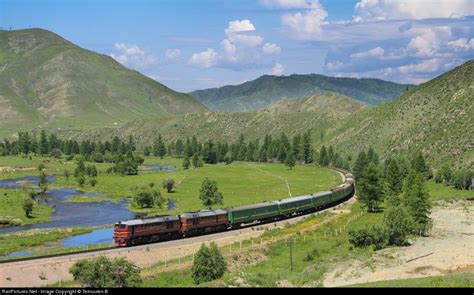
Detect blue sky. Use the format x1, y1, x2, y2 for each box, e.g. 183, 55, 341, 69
2, 0, 473, 92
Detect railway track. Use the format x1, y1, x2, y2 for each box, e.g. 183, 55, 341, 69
0, 169, 352, 265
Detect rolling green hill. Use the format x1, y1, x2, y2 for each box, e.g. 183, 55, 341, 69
327, 60, 474, 169
189, 73, 413, 112
0, 28, 207, 134
68, 92, 364, 144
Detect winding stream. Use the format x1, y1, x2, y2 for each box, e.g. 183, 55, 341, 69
0, 163, 177, 258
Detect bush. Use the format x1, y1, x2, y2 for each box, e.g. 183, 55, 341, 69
70, 256, 141, 287
162, 178, 176, 193
89, 178, 98, 187
22, 197, 34, 217
191, 242, 226, 285
348, 226, 387, 250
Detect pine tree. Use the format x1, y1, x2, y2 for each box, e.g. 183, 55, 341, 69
182, 155, 190, 169
385, 158, 403, 196
39, 130, 49, 156
302, 131, 313, 164
285, 152, 296, 170
357, 162, 384, 212
412, 151, 431, 179
402, 171, 432, 236
353, 151, 368, 180
327, 145, 334, 166
367, 147, 379, 164
319, 145, 329, 167
153, 135, 166, 158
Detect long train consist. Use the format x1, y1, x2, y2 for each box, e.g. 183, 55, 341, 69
114, 171, 355, 247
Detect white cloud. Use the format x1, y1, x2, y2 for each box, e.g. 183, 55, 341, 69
189, 19, 281, 71
270, 63, 285, 75
220, 39, 237, 56
407, 27, 452, 57
225, 20, 256, 34
165, 49, 181, 61
188, 48, 218, 69
350, 47, 385, 59
354, 0, 474, 21
225, 20, 263, 47
262, 43, 281, 55
448, 38, 474, 51
114, 43, 144, 55
265, 0, 473, 84
281, 5, 328, 41
110, 43, 158, 70
398, 58, 441, 74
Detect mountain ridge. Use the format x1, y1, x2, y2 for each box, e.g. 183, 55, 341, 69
189, 73, 414, 112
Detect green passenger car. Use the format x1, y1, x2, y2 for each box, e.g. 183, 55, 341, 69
227, 202, 279, 226
311, 191, 333, 207
278, 195, 313, 216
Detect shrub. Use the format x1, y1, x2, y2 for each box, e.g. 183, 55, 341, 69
70, 256, 141, 287
191, 242, 226, 285
348, 226, 387, 250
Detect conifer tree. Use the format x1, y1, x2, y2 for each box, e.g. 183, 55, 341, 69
358, 162, 384, 212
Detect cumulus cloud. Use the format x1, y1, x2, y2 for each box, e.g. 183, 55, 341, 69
281, 4, 328, 41
270, 63, 285, 75
189, 48, 218, 69
262, 43, 281, 55
110, 43, 158, 70
189, 19, 282, 72
165, 49, 181, 61
448, 38, 474, 51
225, 20, 256, 34
353, 0, 474, 22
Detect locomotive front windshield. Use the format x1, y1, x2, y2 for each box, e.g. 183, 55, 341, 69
115, 223, 127, 229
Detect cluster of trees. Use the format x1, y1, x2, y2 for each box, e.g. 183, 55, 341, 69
132, 183, 165, 209
142, 132, 317, 168
106, 152, 144, 176
1, 131, 138, 159
317, 145, 351, 170
435, 165, 473, 190
70, 256, 141, 287
74, 158, 98, 187
348, 149, 433, 250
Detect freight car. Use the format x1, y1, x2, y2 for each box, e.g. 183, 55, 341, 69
114, 171, 355, 247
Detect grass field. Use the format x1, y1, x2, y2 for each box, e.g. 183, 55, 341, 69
50, 158, 340, 215
0, 188, 52, 226
427, 181, 474, 201
349, 272, 474, 287
0, 227, 92, 257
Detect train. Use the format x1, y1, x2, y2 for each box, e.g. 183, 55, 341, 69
114, 170, 355, 247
